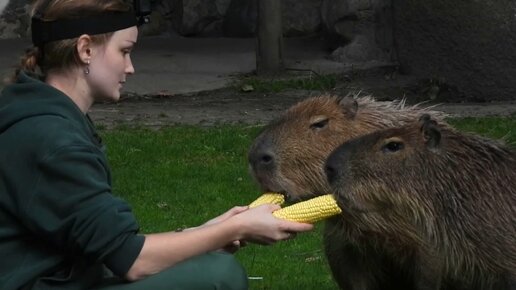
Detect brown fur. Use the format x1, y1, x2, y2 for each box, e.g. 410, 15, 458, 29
325, 115, 516, 290
248, 94, 447, 201
248, 94, 447, 289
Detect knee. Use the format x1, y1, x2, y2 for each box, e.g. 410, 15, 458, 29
203, 252, 248, 290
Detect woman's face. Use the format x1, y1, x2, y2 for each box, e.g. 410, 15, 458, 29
87, 26, 138, 102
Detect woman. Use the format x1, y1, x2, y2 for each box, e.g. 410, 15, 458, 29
0, 0, 313, 289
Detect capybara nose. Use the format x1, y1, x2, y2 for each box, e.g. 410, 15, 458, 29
249, 148, 276, 171
325, 154, 340, 184
325, 163, 338, 184
248, 137, 276, 172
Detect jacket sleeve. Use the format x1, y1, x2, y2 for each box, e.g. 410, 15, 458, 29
23, 144, 145, 277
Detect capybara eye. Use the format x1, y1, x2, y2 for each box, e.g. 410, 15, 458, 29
382, 141, 404, 153
310, 118, 329, 130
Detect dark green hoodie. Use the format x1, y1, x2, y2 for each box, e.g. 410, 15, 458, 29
0, 72, 145, 290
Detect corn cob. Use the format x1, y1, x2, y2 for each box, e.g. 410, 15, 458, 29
249, 193, 285, 208
272, 194, 342, 223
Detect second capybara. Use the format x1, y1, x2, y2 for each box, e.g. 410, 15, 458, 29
325, 115, 516, 290
248, 94, 447, 289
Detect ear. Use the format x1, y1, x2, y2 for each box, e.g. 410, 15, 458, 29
337, 96, 358, 119
76, 34, 93, 64
419, 114, 441, 149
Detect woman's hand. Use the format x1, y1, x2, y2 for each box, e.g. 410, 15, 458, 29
203, 206, 248, 227
126, 204, 313, 280
202, 206, 249, 253
229, 204, 314, 245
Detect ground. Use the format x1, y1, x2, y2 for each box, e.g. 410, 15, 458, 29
89, 72, 516, 129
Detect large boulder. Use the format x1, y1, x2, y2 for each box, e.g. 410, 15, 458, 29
223, 0, 322, 37
281, 0, 322, 36
222, 0, 257, 37
0, 1, 9, 15
0, 0, 30, 39
393, 0, 516, 101
321, 0, 394, 63
167, 0, 226, 36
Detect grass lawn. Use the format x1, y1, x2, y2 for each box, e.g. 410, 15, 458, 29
100, 116, 515, 290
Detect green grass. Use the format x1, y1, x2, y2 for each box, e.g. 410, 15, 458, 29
234, 74, 338, 93
447, 116, 516, 144
100, 117, 515, 289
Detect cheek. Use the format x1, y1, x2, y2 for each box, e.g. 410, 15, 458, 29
91, 58, 119, 81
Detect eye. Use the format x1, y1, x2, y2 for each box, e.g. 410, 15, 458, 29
381, 141, 404, 153
310, 118, 329, 130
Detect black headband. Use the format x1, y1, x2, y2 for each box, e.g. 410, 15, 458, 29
31, 12, 138, 47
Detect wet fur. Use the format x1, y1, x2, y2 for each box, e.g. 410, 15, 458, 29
248, 94, 447, 289
249, 94, 447, 201
326, 116, 516, 290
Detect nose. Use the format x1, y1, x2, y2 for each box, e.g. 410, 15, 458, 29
325, 151, 342, 185
126, 56, 135, 74
325, 162, 338, 184
248, 136, 276, 172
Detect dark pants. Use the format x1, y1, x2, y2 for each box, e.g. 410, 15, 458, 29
95, 252, 248, 290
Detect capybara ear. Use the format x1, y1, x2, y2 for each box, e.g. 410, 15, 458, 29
337, 96, 358, 119
419, 114, 441, 149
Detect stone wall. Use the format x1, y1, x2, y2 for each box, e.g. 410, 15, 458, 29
321, 0, 394, 64
164, 0, 322, 37
393, 0, 516, 101
1, 0, 515, 101
0, 0, 30, 39
0, 0, 324, 37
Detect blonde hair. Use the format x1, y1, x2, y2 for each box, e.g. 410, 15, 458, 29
8, 0, 131, 82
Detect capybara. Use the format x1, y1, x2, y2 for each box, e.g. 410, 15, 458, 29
248, 94, 447, 289
325, 115, 516, 290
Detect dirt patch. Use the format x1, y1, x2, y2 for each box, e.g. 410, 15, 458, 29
89, 72, 516, 129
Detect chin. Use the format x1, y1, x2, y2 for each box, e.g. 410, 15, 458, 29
94, 92, 120, 103
111, 92, 121, 102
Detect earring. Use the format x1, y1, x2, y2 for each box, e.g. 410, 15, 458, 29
84, 60, 90, 75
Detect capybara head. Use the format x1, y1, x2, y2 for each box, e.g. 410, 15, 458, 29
325, 114, 450, 217
325, 114, 516, 286
248, 94, 446, 202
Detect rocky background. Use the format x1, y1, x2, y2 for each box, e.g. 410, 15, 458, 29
1, 0, 515, 101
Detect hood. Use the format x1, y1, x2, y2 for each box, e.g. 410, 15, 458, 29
0, 72, 89, 134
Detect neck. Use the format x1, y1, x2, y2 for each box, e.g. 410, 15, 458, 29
45, 69, 93, 113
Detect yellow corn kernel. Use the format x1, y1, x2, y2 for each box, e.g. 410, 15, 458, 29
272, 194, 342, 223
249, 193, 285, 208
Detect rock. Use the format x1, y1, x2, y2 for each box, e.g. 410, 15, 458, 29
393, 0, 516, 101
321, 0, 393, 63
223, 0, 257, 37
282, 0, 322, 36
139, 11, 168, 36
330, 35, 386, 63
175, 0, 220, 36
0, 19, 21, 39
0, 1, 30, 39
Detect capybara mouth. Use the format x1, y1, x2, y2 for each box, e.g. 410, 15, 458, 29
262, 187, 292, 202
334, 189, 386, 214
260, 188, 318, 204
252, 168, 329, 202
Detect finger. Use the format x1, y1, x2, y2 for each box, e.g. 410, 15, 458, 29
213, 206, 249, 223
230, 206, 249, 215
264, 204, 281, 212
281, 221, 314, 232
